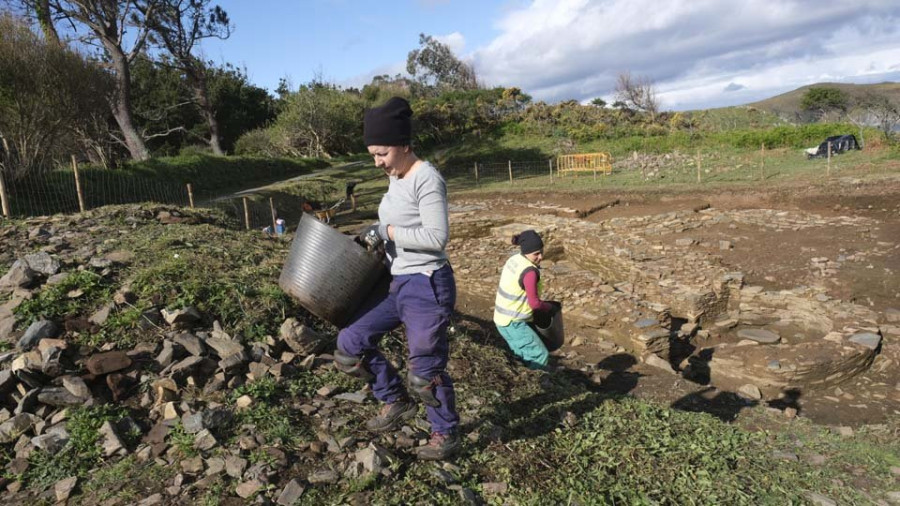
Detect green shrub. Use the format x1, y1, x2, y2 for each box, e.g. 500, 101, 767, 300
718, 123, 857, 149
178, 144, 214, 157
234, 128, 281, 157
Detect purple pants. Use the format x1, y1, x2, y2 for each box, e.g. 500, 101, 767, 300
337, 263, 459, 434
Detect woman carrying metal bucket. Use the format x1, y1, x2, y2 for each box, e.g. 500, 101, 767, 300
333, 97, 460, 461
494, 230, 562, 370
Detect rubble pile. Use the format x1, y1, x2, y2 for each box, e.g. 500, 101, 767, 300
0, 207, 482, 504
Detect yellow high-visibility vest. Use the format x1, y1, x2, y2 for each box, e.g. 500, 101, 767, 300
494, 254, 542, 326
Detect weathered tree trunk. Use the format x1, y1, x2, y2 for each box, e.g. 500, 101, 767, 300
34, 0, 61, 46
189, 70, 224, 155
106, 43, 150, 161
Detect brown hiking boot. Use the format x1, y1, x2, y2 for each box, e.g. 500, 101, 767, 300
365, 397, 417, 433
414, 431, 460, 461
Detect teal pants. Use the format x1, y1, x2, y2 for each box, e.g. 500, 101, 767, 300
496, 320, 549, 369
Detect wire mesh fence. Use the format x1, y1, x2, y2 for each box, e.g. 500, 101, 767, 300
440, 146, 882, 191
0, 165, 290, 232
0, 147, 887, 228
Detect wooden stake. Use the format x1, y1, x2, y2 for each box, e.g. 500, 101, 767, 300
760, 143, 765, 180
186, 184, 194, 209
474, 162, 479, 186
508, 160, 513, 184
269, 197, 277, 230
549, 159, 554, 184
696, 149, 701, 184
827, 141, 832, 176
71, 155, 85, 213
242, 197, 250, 230
0, 168, 9, 217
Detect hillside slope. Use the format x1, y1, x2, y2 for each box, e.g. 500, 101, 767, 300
750, 81, 900, 115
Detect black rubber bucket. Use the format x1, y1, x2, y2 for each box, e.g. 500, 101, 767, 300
532, 301, 564, 351
279, 213, 388, 327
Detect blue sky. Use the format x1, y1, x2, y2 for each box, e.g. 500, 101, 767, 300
201, 0, 900, 110
200, 0, 506, 91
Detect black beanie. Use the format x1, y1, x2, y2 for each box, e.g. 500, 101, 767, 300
513, 230, 543, 255
364, 97, 412, 146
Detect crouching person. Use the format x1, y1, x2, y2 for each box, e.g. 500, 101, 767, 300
333, 97, 460, 461
494, 230, 554, 370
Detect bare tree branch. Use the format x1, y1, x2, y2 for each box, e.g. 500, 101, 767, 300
615, 71, 660, 120
143, 125, 187, 140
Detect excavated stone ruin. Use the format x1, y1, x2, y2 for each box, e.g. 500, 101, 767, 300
447, 200, 885, 399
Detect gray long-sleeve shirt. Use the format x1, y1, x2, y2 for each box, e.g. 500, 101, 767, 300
377, 161, 449, 275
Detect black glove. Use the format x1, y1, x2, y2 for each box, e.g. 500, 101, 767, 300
356, 224, 383, 253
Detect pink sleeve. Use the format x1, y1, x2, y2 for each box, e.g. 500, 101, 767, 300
522, 270, 552, 312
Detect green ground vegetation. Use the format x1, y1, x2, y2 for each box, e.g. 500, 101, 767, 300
2, 207, 898, 504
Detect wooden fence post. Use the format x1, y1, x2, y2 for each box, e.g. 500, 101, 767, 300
242, 197, 250, 230
269, 197, 277, 230
186, 184, 195, 208
508, 161, 513, 184
696, 149, 702, 184
474, 162, 479, 186
827, 141, 832, 176
549, 159, 553, 184
71, 155, 85, 213
760, 143, 765, 180
0, 169, 9, 218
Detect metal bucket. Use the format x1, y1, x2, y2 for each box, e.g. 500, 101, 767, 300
279, 213, 388, 327
532, 301, 564, 352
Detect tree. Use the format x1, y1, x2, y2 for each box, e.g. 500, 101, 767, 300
129, 54, 198, 155
615, 72, 659, 120
499, 86, 529, 113
146, 0, 232, 155
591, 97, 607, 108
860, 92, 900, 138
801, 87, 849, 121
32, 0, 161, 161
360, 74, 412, 106
0, 13, 111, 178
270, 82, 364, 158
406, 33, 477, 93
32, 0, 61, 45
206, 64, 276, 153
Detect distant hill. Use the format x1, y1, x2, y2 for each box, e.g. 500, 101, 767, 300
749, 81, 900, 116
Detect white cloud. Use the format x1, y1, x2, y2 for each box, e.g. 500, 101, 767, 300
340, 32, 467, 90
434, 32, 466, 55
339, 61, 408, 90
471, 0, 900, 109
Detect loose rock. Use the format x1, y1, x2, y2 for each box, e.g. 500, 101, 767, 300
86, 351, 132, 375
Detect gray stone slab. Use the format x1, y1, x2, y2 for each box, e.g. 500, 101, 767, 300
277, 479, 306, 506
736, 328, 780, 344
848, 332, 881, 351
18, 320, 58, 350
634, 318, 658, 329
23, 252, 60, 276
173, 333, 205, 356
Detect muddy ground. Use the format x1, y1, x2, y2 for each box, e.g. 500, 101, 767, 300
443, 176, 900, 427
